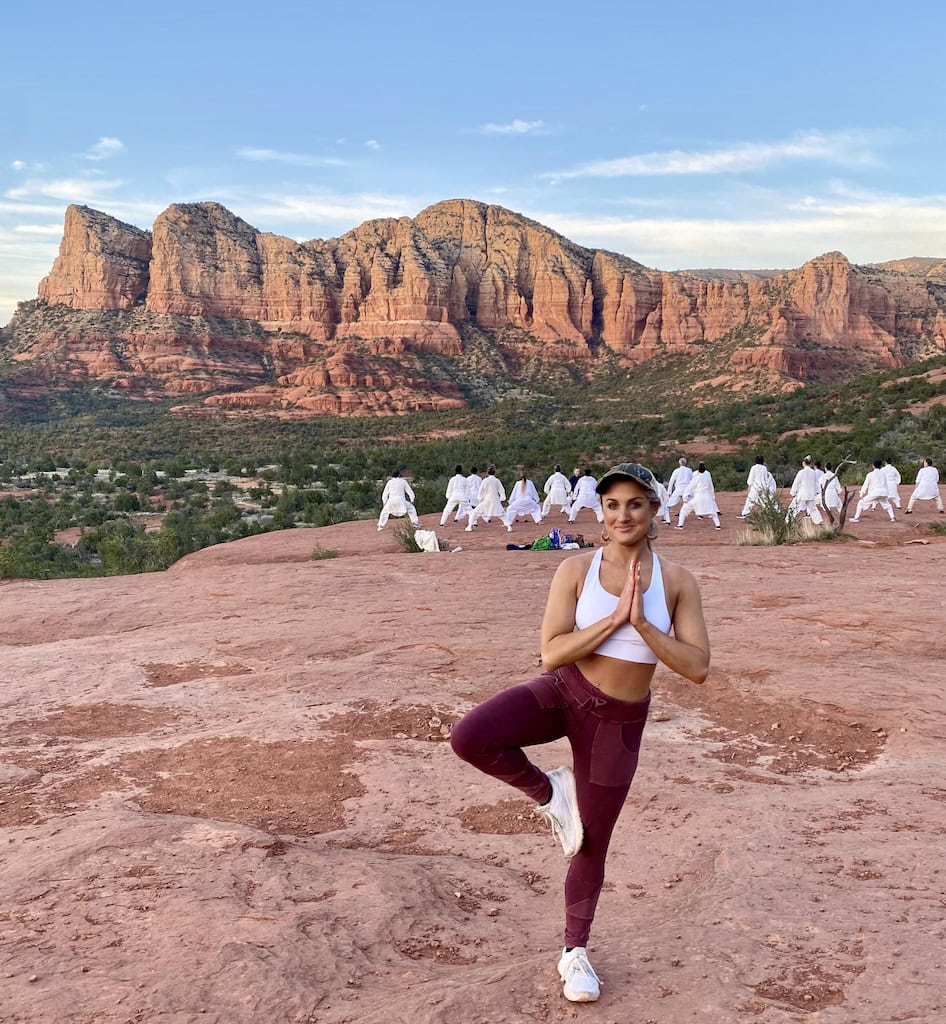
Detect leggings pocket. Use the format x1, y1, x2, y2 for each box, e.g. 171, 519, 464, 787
589, 717, 643, 787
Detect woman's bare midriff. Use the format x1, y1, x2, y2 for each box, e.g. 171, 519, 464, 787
576, 652, 656, 703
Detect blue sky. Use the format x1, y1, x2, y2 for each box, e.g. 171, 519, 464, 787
2, 0, 945, 324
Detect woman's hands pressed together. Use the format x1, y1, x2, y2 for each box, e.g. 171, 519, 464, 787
612, 560, 646, 629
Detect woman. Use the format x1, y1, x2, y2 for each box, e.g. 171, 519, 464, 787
675, 461, 720, 530
451, 463, 709, 1002
906, 458, 944, 514
504, 471, 543, 531
821, 461, 843, 515
542, 465, 573, 516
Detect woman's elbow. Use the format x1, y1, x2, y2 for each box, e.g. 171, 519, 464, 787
541, 646, 563, 673
689, 655, 710, 684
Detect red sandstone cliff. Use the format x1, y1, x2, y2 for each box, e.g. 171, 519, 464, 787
5, 199, 946, 414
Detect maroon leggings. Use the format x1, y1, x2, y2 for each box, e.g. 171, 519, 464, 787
450, 663, 650, 947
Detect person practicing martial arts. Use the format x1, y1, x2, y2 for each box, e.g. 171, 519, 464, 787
440, 465, 471, 526
568, 466, 582, 492
883, 458, 902, 509
737, 455, 776, 518
789, 456, 824, 525
451, 463, 710, 1003
504, 472, 544, 531
820, 462, 843, 515
676, 462, 720, 530
568, 470, 604, 524
377, 469, 420, 531
850, 460, 897, 523
653, 476, 670, 524
662, 458, 694, 524
906, 458, 944, 514
543, 465, 573, 516
465, 466, 507, 531
466, 466, 483, 509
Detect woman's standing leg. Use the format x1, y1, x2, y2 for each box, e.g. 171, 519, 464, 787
560, 701, 649, 949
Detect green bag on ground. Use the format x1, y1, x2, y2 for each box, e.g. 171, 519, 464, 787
530, 535, 553, 550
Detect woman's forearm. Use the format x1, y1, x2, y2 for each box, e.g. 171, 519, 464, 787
542, 614, 622, 671
635, 619, 709, 683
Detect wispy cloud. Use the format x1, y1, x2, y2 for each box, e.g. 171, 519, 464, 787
84, 137, 126, 161
236, 147, 348, 168
12, 224, 64, 235
478, 119, 547, 136
364, 139, 381, 151
5, 177, 126, 204
239, 189, 423, 229
530, 187, 946, 269
542, 131, 881, 182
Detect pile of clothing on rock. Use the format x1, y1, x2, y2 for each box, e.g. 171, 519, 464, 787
506, 528, 595, 552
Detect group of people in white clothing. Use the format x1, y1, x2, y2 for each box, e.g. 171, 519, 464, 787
848, 456, 943, 521
730, 452, 944, 525
378, 454, 944, 533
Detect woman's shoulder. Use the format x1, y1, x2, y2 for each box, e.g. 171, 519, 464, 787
655, 553, 700, 592
554, 548, 596, 579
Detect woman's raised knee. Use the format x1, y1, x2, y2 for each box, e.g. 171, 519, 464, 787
449, 713, 487, 763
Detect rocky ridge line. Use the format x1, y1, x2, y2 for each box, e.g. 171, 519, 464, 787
3, 199, 946, 415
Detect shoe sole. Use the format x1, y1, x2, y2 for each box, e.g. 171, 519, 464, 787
559, 766, 583, 857
563, 986, 599, 1002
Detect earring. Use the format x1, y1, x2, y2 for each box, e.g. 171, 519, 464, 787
647, 519, 658, 540
600, 529, 610, 543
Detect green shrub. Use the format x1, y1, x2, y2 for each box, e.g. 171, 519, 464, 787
311, 544, 339, 560
741, 489, 800, 545
392, 522, 422, 552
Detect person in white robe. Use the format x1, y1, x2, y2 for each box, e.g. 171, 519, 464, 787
738, 455, 776, 518
440, 464, 471, 526
654, 478, 670, 522
504, 474, 543, 530
542, 465, 572, 516
906, 458, 944, 513
662, 458, 694, 524
789, 456, 824, 525
820, 462, 843, 513
465, 466, 507, 531
882, 459, 902, 509
567, 470, 604, 523
466, 467, 483, 510
377, 470, 420, 530
676, 462, 720, 529
813, 461, 826, 506
850, 460, 897, 522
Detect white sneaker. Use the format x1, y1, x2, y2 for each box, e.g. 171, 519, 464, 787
558, 947, 600, 1002
537, 766, 583, 857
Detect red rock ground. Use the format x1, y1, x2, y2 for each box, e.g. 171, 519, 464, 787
1, 493, 945, 1023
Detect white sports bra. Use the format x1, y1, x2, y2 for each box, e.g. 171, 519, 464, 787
574, 548, 672, 664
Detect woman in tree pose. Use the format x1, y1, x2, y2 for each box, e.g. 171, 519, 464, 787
451, 463, 710, 1003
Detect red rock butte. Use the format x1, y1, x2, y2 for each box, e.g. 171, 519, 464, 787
2, 199, 946, 414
